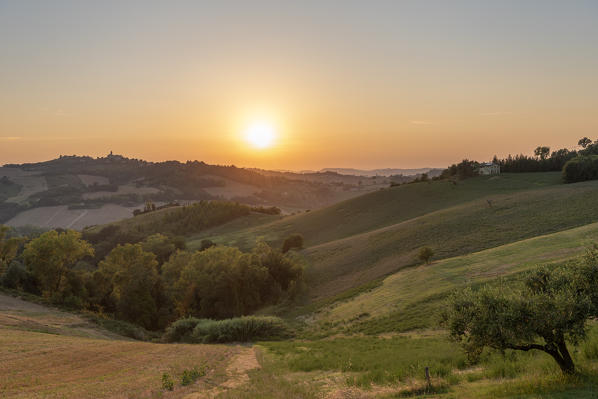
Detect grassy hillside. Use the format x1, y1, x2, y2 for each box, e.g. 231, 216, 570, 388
195, 173, 562, 251
185, 173, 598, 301
302, 177, 598, 299
307, 221, 598, 335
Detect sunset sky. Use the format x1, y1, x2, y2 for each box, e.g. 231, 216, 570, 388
1, 1, 597, 170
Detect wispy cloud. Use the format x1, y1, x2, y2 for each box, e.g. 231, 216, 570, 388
410, 120, 432, 125
0, 136, 22, 141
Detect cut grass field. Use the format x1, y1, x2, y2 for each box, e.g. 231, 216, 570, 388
0, 328, 236, 399
0, 293, 242, 399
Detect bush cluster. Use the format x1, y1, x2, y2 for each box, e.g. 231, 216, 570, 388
163, 316, 289, 343
562, 155, 598, 183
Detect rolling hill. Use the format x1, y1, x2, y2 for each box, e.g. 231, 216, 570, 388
0, 154, 389, 229
188, 172, 598, 301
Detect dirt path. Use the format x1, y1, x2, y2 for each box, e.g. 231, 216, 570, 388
183, 346, 260, 399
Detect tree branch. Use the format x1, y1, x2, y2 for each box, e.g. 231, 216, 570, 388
507, 344, 546, 352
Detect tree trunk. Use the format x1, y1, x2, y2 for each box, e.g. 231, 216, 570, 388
556, 340, 575, 375
545, 341, 575, 375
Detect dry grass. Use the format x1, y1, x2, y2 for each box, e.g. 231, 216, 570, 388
0, 328, 237, 399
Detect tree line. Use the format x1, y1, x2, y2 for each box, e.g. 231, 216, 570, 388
439, 137, 598, 182
0, 226, 303, 331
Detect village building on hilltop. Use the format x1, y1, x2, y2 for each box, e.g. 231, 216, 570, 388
478, 162, 500, 175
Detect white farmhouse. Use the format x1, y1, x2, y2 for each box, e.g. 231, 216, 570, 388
478, 162, 500, 175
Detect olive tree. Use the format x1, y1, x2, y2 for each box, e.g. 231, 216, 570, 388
442, 252, 598, 375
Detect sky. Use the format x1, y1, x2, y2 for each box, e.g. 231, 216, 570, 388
1, 0, 597, 170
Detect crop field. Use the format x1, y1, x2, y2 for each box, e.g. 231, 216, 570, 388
83, 184, 160, 200
6, 204, 139, 230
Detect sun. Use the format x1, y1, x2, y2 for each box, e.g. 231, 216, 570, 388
244, 121, 276, 149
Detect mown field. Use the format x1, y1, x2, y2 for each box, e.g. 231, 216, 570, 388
0, 293, 242, 399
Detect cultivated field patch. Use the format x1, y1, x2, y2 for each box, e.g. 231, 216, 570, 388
6, 204, 139, 230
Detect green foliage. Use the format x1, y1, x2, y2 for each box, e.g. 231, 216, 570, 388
98, 243, 159, 329
563, 155, 598, 183
418, 246, 434, 264
251, 206, 281, 215
281, 234, 303, 253
181, 366, 206, 386
140, 233, 176, 265
192, 316, 289, 343
263, 335, 466, 387
163, 316, 289, 343
0, 260, 37, 292
0, 225, 24, 277
199, 239, 216, 251
161, 373, 174, 391
162, 243, 302, 319
22, 230, 93, 297
442, 253, 598, 374
160, 200, 252, 235
441, 159, 479, 179
162, 317, 201, 343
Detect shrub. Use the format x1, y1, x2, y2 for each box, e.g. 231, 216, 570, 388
199, 239, 216, 251
282, 234, 304, 253
192, 316, 289, 343
562, 155, 598, 183
161, 373, 174, 391
418, 247, 434, 264
1, 261, 31, 290
162, 317, 201, 342
181, 366, 206, 386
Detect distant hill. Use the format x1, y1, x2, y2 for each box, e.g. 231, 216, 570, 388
0, 154, 389, 228
319, 167, 442, 177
